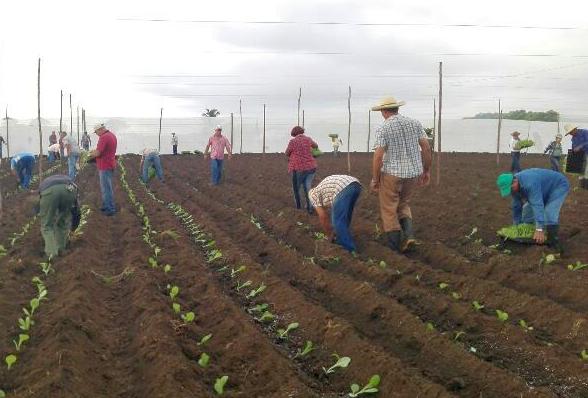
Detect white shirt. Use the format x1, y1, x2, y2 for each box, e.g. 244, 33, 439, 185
510, 137, 521, 152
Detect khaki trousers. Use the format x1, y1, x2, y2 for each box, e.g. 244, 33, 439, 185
378, 174, 417, 232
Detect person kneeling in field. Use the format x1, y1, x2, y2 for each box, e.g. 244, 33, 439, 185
308, 175, 362, 252
140, 148, 164, 183
496, 168, 569, 251
38, 175, 81, 258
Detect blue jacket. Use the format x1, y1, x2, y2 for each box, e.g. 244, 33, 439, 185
10, 152, 35, 170
572, 128, 588, 154
512, 168, 569, 228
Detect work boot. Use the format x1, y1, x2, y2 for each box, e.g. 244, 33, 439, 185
399, 218, 416, 252
386, 231, 402, 253
546, 225, 564, 254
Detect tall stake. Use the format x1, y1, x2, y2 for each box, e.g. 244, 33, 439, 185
347, 86, 351, 173
302, 110, 305, 128
239, 99, 243, 154
69, 94, 73, 135
59, 90, 63, 133
5, 106, 9, 158
496, 99, 502, 165
230, 112, 234, 148
367, 110, 371, 152
433, 97, 436, 150
262, 104, 266, 155
158, 107, 163, 152
38, 58, 44, 182
436, 62, 443, 185
77, 106, 80, 144
297, 87, 302, 125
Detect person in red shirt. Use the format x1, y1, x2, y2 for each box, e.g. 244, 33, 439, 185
285, 126, 318, 214
88, 123, 118, 216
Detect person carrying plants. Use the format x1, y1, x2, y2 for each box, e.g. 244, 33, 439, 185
285, 126, 318, 214
37, 174, 80, 258
81, 131, 92, 151
564, 123, 588, 180
496, 168, 569, 252
140, 148, 164, 183
544, 134, 563, 172
330, 135, 343, 157
370, 96, 432, 253
11, 152, 36, 189
88, 123, 118, 216
309, 175, 362, 252
171, 132, 179, 155
204, 125, 232, 185
510, 131, 522, 173
61, 131, 81, 180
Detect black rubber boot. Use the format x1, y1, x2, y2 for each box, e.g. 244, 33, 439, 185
386, 231, 402, 252
399, 218, 416, 252
546, 225, 564, 253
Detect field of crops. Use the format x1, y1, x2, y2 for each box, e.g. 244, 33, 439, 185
0, 152, 587, 398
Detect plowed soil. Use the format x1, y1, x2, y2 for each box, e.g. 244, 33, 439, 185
0, 152, 586, 398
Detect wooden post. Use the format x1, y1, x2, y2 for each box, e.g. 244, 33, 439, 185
5, 106, 9, 158
38, 58, 43, 182
496, 99, 502, 165
297, 87, 301, 125
436, 62, 443, 185
302, 110, 305, 128
69, 94, 73, 136
77, 106, 80, 145
367, 110, 371, 152
158, 107, 163, 152
59, 90, 63, 133
262, 104, 266, 155
347, 86, 351, 173
230, 112, 234, 148
239, 99, 243, 154
432, 98, 436, 150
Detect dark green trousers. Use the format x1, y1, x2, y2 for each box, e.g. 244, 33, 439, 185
39, 184, 76, 257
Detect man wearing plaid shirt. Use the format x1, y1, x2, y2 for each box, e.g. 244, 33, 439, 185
370, 97, 432, 253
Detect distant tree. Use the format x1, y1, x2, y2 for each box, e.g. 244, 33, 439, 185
464, 109, 559, 122
202, 108, 220, 117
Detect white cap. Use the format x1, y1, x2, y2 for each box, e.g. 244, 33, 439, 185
93, 123, 105, 132
215, 125, 222, 130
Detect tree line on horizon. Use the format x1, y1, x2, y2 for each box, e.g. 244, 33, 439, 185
464, 109, 559, 122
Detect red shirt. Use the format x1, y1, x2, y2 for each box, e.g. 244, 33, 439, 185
96, 130, 117, 170
285, 134, 317, 173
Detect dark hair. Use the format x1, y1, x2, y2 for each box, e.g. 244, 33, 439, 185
291, 126, 305, 137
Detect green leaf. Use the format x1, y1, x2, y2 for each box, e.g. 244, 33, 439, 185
198, 334, 213, 346
496, 309, 509, 322
169, 286, 180, 301
294, 340, 315, 359
214, 375, 228, 395
277, 322, 299, 339
472, 301, 484, 311
0, 388, 5, 397
163, 264, 172, 273
181, 312, 195, 323
172, 303, 181, 314
5, 354, 17, 370
323, 355, 351, 375
198, 352, 210, 368
30, 298, 40, 315
438, 282, 449, 290
580, 349, 588, 361
350, 384, 360, 393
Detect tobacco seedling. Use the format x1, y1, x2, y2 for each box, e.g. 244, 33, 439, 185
496, 309, 509, 322
13, 334, 29, 351
349, 374, 381, 397
247, 303, 268, 314
313, 232, 327, 240
246, 283, 267, 299
254, 311, 275, 323
454, 331, 466, 341
169, 285, 180, 301
203, 240, 216, 249
29, 298, 40, 317
230, 265, 247, 278
425, 322, 435, 332
207, 249, 223, 263
322, 354, 351, 375
293, 340, 314, 359
581, 350, 588, 361
539, 253, 556, 266
214, 375, 228, 395
472, 301, 484, 311
153, 246, 161, 257
378, 260, 387, 269
451, 292, 462, 300
567, 261, 588, 271
277, 322, 299, 340
163, 264, 172, 273
39, 262, 53, 276
148, 257, 158, 269
197, 334, 213, 346
181, 312, 195, 324
236, 280, 252, 292
438, 282, 449, 290
198, 352, 210, 368
5, 354, 16, 370
519, 319, 534, 332
172, 303, 181, 314
250, 215, 262, 230
18, 316, 31, 331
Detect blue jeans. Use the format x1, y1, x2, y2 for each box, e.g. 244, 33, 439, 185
99, 169, 116, 213
142, 153, 164, 182
48, 151, 56, 164
511, 152, 521, 173
68, 153, 79, 180
549, 156, 561, 172
211, 159, 223, 185
331, 182, 362, 252
521, 182, 569, 226
17, 157, 35, 189
292, 169, 316, 211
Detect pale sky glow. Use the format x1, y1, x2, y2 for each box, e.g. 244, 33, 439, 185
1, 0, 588, 121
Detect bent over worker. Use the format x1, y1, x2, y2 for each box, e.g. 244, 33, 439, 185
309, 175, 362, 252
140, 148, 164, 183
38, 175, 80, 258
11, 152, 36, 189
496, 168, 569, 251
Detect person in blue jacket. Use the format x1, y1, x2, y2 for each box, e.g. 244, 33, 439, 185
11, 152, 36, 189
565, 123, 588, 179
496, 168, 569, 251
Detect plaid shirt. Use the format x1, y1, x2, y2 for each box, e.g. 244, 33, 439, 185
309, 175, 359, 208
208, 134, 231, 160
285, 135, 317, 173
373, 114, 427, 178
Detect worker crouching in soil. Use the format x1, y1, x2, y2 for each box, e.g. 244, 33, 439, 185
496, 168, 569, 252
309, 175, 362, 253
38, 175, 81, 258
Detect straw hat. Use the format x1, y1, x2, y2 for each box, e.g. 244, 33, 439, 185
511, 131, 521, 137
564, 123, 578, 135
371, 97, 406, 111
93, 123, 105, 132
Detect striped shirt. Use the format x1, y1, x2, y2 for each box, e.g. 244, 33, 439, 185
309, 175, 360, 208
373, 114, 427, 178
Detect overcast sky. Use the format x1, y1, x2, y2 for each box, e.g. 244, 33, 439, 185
1, 0, 588, 121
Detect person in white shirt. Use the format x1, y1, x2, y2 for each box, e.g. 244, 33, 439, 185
60, 132, 81, 179
510, 131, 522, 173
171, 133, 179, 155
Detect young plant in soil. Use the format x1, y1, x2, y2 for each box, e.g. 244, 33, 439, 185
438, 282, 449, 290
567, 261, 588, 271
39, 261, 53, 276
247, 303, 268, 314
254, 311, 275, 323
5, 354, 16, 370
172, 303, 181, 314
13, 334, 29, 351
581, 350, 588, 361
214, 375, 229, 395
293, 340, 315, 359
163, 264, 172, 273
197, 334, 213, 346
496, 309, 509, 322
277, 322, 299, 340
207, 249, 223, 263
236, 280, 252, 292
148, 257, 158, 269
198, 352, 210, 368
322, 354, 351, 375
349, 374, 381, 397
169, 285, 180, 301
454, 331, 466, 341
18, 316, 32, 332
472, 301, 485, 311
230, 265, 246, 278
0, 388, 5, 397
246, 283, 267, 299
519, 320, 534, 332
181, 312, 196, 324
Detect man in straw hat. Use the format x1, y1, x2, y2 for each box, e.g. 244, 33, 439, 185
88, 123, 118, 216
564, 123, 588, 179
496, 168, 569, 252
204, 125, 232, 185
544, 134, 563, 172
510, 131, 522, 173
370, 96, 432, 253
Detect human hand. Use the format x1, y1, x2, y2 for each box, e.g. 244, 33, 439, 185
370, 179, 380, 193
419, 171, 431, 186
228, 154, 232, 160
533, 229, 546, 244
